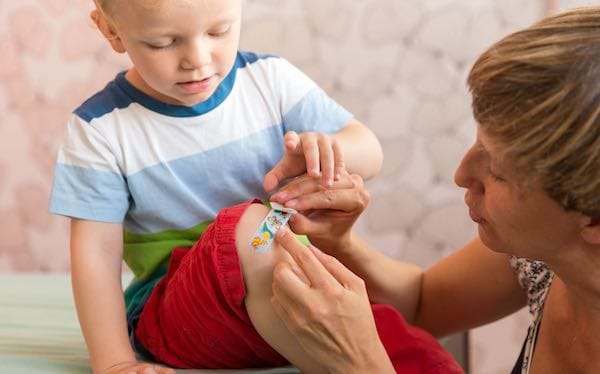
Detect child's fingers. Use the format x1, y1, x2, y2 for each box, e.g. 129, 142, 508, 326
263, 172, 278, 192
263, 157, 296, 192
284, 131, 301, 152
332, 139, 344, 181
301, 134, 320, 177
318, 136, 334, 187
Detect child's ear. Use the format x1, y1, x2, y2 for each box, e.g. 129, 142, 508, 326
581, 216, 600, 245
90, 9, 126, 54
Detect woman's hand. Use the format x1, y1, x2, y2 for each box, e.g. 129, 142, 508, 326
270, 171, 369, 253
271, 229, 394, 374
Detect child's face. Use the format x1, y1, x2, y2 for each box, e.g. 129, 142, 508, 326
106, 0, 243, 106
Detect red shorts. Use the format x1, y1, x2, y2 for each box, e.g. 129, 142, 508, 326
135, 200, 463, 373
135, 200, 286, 368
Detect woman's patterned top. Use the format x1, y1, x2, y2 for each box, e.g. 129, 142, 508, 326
508, 256, 554, 374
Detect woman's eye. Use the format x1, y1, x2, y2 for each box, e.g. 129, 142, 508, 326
489, 168, 505, 182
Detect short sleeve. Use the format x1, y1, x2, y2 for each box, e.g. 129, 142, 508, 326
272, 58, 353, 134
49, 114, 129, 223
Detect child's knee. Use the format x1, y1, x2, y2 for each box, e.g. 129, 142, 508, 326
235, 203, 290, 296
236, 203, 271, 246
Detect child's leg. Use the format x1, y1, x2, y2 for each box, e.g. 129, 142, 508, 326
235, 203, 326, 374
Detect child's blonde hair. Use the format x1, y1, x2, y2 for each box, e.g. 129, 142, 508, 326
93, 0, 171, 23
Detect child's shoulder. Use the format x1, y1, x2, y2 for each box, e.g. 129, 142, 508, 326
236, 50, 280, 67
74, 71, 134, 123
235, 50, 308, 80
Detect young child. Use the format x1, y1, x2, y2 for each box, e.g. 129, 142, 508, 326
49, 0, 384, 373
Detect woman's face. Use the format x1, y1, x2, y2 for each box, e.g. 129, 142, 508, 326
454, 127, 584, 262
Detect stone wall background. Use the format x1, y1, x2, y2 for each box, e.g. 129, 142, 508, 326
0, 0, 595, 372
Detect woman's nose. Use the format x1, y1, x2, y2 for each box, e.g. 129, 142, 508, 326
455, 145, 484, 195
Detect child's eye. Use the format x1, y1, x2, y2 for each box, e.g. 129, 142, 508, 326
147, 39, 176, 49
208, 27, 231, 37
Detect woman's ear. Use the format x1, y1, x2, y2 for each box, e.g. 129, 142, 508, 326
581, 216, 600, 245
90, 8, 126, 54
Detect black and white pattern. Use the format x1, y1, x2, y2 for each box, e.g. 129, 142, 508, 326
508, 256, 554, 373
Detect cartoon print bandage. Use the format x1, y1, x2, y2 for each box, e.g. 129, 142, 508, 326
249, 202, 297, 253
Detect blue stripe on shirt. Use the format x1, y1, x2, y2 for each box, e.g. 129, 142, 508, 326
283, 87, 353, 133
49, 164, 129, 222
75, 51, 278, 121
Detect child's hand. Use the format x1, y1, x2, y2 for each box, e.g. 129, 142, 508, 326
104, 361, 175, 374
263, 131, 344, 192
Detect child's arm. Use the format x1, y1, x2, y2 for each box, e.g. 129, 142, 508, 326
70, 219, 174, 374
332, 119, 383, 179
263, 119, 383, 192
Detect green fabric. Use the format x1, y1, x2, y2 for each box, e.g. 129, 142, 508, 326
122, 207, 310, 315
123, 220, 213, 280
122, 220, 213, 315
124, 266, 168, 316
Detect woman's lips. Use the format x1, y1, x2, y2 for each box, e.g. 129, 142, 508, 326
469, 208, 486, 224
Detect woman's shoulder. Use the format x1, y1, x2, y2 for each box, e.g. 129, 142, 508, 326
508, 256, 554, 314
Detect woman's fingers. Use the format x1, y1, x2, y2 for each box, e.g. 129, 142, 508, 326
274, 229, 337, 289
274, 229, 363, 295
271, 171, 352, 199
271, 262, 309, 315
271, 173, 365, 208
289, 186, 368, 213
271, 260, 318, 336
309, 246, 365, 292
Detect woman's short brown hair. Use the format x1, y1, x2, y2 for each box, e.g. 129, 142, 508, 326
467, 6, 600, 217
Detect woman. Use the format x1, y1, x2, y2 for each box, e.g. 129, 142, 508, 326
269, 6, 600, 373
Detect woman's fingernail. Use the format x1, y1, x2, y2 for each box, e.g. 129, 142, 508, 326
276, 227, 288, 238
286, 199, 298, 208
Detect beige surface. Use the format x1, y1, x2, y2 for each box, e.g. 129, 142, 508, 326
0, 273, 299, 374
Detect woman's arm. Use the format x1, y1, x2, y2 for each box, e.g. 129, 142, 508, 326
416, 237, 527, 336
272, 173, 527, 335
336, 236, 527, 335
271, 172, 422, 320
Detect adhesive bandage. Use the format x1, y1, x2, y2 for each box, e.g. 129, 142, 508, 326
249, 202, 297, 253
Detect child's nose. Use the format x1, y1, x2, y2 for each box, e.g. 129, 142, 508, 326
181, 40, 212, 70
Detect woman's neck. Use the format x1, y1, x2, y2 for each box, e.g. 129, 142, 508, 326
548, 245, 600, 315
